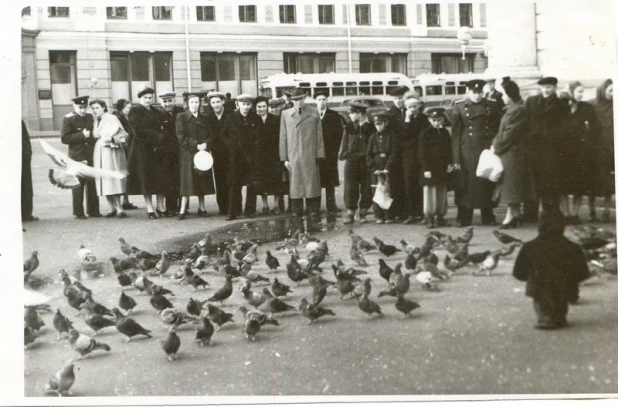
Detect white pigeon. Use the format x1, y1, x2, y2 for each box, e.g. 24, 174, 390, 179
305, 242, 320, 252
415, 271, 439, 291
78, 244, 97, 262
40, 139, 127, 189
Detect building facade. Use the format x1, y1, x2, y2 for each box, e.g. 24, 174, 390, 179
21, 2, 490, 131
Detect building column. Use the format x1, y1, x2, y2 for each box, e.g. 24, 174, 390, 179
484, 2, 541, 81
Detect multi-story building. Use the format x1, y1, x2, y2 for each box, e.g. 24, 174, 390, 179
21, 2, 490, 131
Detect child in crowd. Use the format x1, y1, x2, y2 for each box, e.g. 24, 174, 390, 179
339, 102, 376, 224
366, 113, 398, 224
418, 107, 452, 228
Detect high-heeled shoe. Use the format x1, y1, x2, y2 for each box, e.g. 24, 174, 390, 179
177, 213, 186, 220
499, 217, 520, 229
147, 212, 157, 220
197, 209, 208, 218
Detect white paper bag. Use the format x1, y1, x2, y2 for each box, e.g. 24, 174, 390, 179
476, 149, 503, 182
372, 176, 393, 210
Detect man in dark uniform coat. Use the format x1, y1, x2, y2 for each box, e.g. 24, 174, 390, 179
220, 94, 261, 220
314, 90, 344, 215
385, 86, 409, 220
205, 91, 233, 215
523, 76, 570, 221
484, 78, 505, 112
451, 79, 502, 226
156, 92, 183, 216
60, 95, 100, 219
21, 120, 38, 222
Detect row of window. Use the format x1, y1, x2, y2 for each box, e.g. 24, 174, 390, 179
36, 4, 478, 27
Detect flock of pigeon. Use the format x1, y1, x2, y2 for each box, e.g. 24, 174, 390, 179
23, 222, 616, 397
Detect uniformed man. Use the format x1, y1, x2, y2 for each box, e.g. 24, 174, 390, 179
60, 95, 100, 219
484, 78, 505, 112
205, 91, 233, 215
385, 85, 409, 220
451, 79, 502, 226
156, 92, 183, 216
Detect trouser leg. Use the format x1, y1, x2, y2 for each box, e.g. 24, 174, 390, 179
344, 159, 360, 210
165, 192, 179, 213
72, 179, 86, 216
533, 298, 555, 327
21, 166, 34, 219
306, 197, 321, 216
481, 208, 496, 224
523, 199, 540, 222
325, 186, 337, 212
359, 166, 373, 211
389, 165, 405, 217
457, 206, 473, 225
215, 165, 229, 214
436, 183, 448, 217
85, 177, 100, 216
423, 185, 437, 218
228, 183, 241, 217
290, 198, 304, 218
244, 184, 257, 216
402, 160, 414, 217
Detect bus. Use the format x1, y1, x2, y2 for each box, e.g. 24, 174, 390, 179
258, 72, 414, 102
410, 73, 485, 107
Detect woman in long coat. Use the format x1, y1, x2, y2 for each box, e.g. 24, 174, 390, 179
175, 93, 216, 220
492, 79, 534, 228
561, 81, 601, 222
127, 87, 171, 219
89, 99, 129, 217
254, 96, 284, 214
593, 79, 615, 222
113, 99, 138, 210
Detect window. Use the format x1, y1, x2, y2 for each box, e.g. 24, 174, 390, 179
283, 53, 335, 74
318, 5, 334, 24
355, 4, 371, 25
200, 52, 258, 96
239, 5, 256, 22
431, 53, 475, 74
279, 5, 296, 23
152, 6, 172, 20
391, 4, 406, 26
426, 4, 440, 27
459, 3, 473, 27
110, 52, 174, 101
196, 6, 215, 21
106, 7, 127, 19
359, 53, 407, 74
48, 7, 69, 18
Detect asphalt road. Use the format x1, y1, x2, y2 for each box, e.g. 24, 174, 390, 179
22, 139, 618, 397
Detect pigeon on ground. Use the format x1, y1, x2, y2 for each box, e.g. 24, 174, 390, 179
241, 286, 265, 308
78, 244, 97, 263
195, 316, 215, 347
238, 306, 279, 327
24, 325, 37, 349
206, 304, 234, 330
244, 317, 261, 341
475, 251, 501, 276
24, 251, 39, 273
153, 251, 171, 276
118, 237, 133, 256
373, 237, 402, 257
159, 327, 181, 361
84, 294, 113, 317
116, 272, 132, 289
265, 250, 281, 272
465, 250, 492, 265
246, 270, 270, 284
493, 229, 523, 245
271, 278, 292, 297
186, 297, 206, 317
149, 293, 174, 312
78, 303, 115, 335
378, 259, 394, 282
357, 293, 383, 318
349, 230, 377, 252
186, 273, 209, 291
400, 240, 417, 255
395, 294, 420, 318
24, 306, 45, 332
455, 226, 474, 244
44, 360, 76, 397
350, 244, 368, 267
68, 329, 111, 358
111, 308, 151, 342
52, 309, 73, 340
137, 257, 157, 273
119, 291, 137, 314
159, 308, 198, 328
299, 298, 335, 324
257, 289, 296, 314
205, 275, 233, 304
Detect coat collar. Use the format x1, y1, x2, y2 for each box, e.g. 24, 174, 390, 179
187, 111, 206, 126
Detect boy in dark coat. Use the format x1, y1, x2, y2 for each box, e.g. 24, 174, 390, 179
513, 213, 590, 329
366, 113, 398, 224
418, 107, 452, 228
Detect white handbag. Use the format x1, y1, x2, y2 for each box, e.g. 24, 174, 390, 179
476, 148, 503, 182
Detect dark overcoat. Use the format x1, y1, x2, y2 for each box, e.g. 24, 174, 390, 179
60, 111, 95, 163
175, 111, 216, 196
400, 113, 430, 164
366, 129, 398, 173
319, 108, 344, 188
206, 108, 233, 174
126, 104, 171, 195
221, 111, 262, 186
451, 98, 502, 208
418, 126, 452, 186
524, 93, 570, 197
492, 101, 535, 204
256, 113, 285, 195
593, 89, 615, 196
157, 105, 185, 196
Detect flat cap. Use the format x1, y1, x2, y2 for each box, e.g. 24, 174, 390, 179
424, 107, 445, 118
537, 77, 558, 86
207, 91, 226, 100
71, 95, 89, 105
137, 87, 155, 98
236, 94, 254, 102
465, 79, 486, 91
158, 92, 176, 99
313, 89, 329, 99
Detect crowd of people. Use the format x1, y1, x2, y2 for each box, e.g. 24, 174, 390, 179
23, 76, 613, 229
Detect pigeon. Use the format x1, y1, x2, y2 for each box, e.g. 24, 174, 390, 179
110, 257, 133, 273
52, 309, 73, 340
241, 287, 265, 308
78, 303, 115, 335
78, 244, 97, 263
400, 240, 417, 255
493, 229, 523, 245
499, 241, 521, 257
118, 237, 133, 256
195, 316, 215, 347
415, 271, 439, 291
455, 226, 474, 244
24, 306, 45, 332
404, 253, 417, 271
153, 251, 171, 276
443, 235, 460, 254
119, 291, 137, 314
186, 273, 209, 291
242, 244, 259, 264
378, 259, 394, 282
299, 232, 321, 244
271, 278, 292, 297
68, 329, 111, 358
244, 316, 261, 341
257, 289, 296, 314
132, 246, 158, 260
84, 294, 113, 317
205, 274, 232, 304
310, 277, 328, 306
334, 276, 356, 300
186, 297, 205, 317
159, 327, 181, 361
73, 280, 93, 296
45, 360, 76, 397
40, 138, 126, 189
148, 282, 175, 297
24, 251, 39, 273
116, 272, 132, 289
137, 257, 157, 273
299, 298, 335, 324
465, 250, 492, 265
206, 304, 234, 330
159, 308, 198, 327
265, 251, 281, 272
287, 256, 311, 285
246, 270, 270, 284
444, 255, 464, 273
111, 307, 152, 342
418, 236, 436, 259
238, 306, 279, 327
350, 244, 368, 267
357, 293, 383, 318
149, 293, 174, 312
453, 242, 469, 262
349, 230, 377, 252
129, 272, 147, 294
373, 237, 401, 257
394, 294, 420, 318
24, 325, 37, 349
475, 251, 501, 276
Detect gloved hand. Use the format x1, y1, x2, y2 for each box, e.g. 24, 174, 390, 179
424, 171, 432, 179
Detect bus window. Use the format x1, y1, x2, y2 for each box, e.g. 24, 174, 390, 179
313, 88, 329, 97
445, 81, 457, 95
345, 81, 358, 96
359, 81, 370, 95
261, 88, 272, 98
457, 85, 467, 94
387, 81, 399, 85
332, 81, 344, 96
316, 82, 327, 87
299, 82, 311, 87
426, 85, 443, 96
414, 86, 424, 97
371, 81, 383, 95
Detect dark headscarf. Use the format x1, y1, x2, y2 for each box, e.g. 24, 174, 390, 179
594, 79, 614, 131
537, 212, 566, 237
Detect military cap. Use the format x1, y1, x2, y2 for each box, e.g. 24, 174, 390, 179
348, 101, 369, 113
537, 77, 558, 86
158, 92, 176, 99
424, 107, 446, 118
372, 112, 390, 123
502, 76, 511, 83
207, 91, 226, 100
389, 86, 408, 97
137, 87, 155, 98
236, 94, 254, 102
286, 88, 308, 100
465, 79, 486, 91
71, 95, 89, 105
268, 98, 286, 108
313, 89, 329, 99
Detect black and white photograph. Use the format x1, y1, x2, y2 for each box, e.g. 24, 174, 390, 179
4, 0, 618, 404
